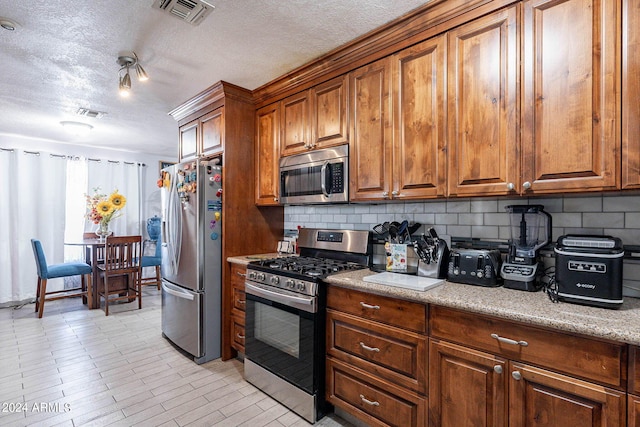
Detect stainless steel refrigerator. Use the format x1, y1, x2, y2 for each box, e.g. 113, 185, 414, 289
160, 158, 222, 364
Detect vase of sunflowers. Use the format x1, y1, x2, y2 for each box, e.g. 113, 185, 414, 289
85, 188, 127, 241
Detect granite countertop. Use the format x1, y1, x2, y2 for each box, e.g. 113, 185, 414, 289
325, 269, 640, 346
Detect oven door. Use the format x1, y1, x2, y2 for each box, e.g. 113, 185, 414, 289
244, 282, 319, 394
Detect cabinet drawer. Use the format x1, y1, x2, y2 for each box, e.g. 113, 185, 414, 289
230, 264, 247, 288
430, 306, 626, 388
327, 309, 427, 394
327, 286, 427, 333
327, 358, 427, 427
232, 287, 246, 312
231, 313, 245, 352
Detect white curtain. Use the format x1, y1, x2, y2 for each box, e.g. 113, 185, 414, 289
0, 150, 68, 304
86, 160, 143, 237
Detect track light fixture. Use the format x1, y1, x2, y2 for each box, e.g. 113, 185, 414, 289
117, 51, 148, 97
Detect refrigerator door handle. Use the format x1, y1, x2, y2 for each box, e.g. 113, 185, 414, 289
162, 281, 195, 300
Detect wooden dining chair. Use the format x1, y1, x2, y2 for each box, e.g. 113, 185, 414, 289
97, 235, 142, 316
31, 239, 93, 318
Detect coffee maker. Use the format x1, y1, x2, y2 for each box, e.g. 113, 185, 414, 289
500, 205, 552, 291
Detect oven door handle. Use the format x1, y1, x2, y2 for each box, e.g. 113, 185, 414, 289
245, 282, 316, 313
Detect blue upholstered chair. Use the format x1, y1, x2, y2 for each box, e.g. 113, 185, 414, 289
31, 239, 93, 318
140, 237, 162, 290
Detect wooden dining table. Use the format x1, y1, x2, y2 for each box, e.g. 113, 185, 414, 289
64, 237, 106, 309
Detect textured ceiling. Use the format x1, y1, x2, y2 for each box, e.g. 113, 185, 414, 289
0, 0, 428, 158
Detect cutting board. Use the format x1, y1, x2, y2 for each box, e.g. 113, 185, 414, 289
362, 272, 444, 291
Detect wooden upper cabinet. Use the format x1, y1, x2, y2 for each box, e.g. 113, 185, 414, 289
349, 57, 393, 201
280, 75, 348, 157
179, 119, 199, 161
312, 75, 348, 148
280, 91, 311, 156
200, 107, 224, 157
255, 103, 281, 205
392, 35, 447, 200
521, 0, 620, 193
623, 0, 640, 189
447, 6, 519, 197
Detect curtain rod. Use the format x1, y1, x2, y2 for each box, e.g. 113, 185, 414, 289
0, 148, 147, 166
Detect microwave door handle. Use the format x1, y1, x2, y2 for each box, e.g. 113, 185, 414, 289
321, 161, 330, 197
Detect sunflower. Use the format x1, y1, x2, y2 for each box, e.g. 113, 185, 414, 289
109, 192, 127, 209
96, 200, 115, 216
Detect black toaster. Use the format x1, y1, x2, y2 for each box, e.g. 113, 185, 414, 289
554, 235, 624, 309
447, 249, 502, 287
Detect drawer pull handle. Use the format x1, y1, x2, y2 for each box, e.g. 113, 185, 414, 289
237, 299, 246, 305
236, 272, 247, 277
360, 302, 380, 310
359, 394, 380, 406
491, 333, 528, 347
236, 333, 245, 339
359, 342, 380, 352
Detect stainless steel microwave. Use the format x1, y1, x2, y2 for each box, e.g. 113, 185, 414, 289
279, 144, 349, 204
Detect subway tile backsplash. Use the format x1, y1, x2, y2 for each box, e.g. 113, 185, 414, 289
284, 193, 640, 298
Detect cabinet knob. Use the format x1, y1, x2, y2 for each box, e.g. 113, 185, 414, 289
494, 365, 503, 374
382, 191, 389, 198
522, 181, 532, 190
506, 182, 515, 191
273, 197, 279, 202
391, 190, 399, 196
512, 371, 522, 381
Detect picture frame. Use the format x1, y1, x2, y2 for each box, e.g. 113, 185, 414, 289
159, 160, 175, 173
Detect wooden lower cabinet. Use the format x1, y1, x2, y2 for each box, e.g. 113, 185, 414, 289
509, 361, 626, 427
229, 264, 246, 353
429, 339, 507, 427
630, 394, 640, 427
326, 285, 428, 426
327, 358, 427, 427
429, 338, 626, 427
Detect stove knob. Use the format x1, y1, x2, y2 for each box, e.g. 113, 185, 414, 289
248, 272, 256, 280
257, 273, 266, 281
286, 279, 295, 288
271, 276, 280, 285
298, 282, 306, 291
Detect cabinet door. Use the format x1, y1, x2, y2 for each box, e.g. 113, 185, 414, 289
521, 0, 619, 193
392, 35, 447, 200
349, 57, 393, 201
630, 394, 640, 427
280, 91, 311, 156
509, 362, 626, 427
623, 0, 640, 189
255, 103, 281, 205
429, 339, 507, 427
179, 119, 199, 161
447, 7, 519, 197
200, 107, 224, 157
312, 75, 348, 149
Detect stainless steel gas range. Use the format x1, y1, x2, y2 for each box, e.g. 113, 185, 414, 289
243, 228, 371, 424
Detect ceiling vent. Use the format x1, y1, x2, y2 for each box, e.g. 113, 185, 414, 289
76, 108, 106, 119
152, 0, 215, 25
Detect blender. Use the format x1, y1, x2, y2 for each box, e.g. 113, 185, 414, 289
500, 205, 552, 291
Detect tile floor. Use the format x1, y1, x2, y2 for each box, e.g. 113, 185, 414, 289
0, 287, 352, 427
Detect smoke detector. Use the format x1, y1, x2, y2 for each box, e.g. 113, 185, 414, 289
152, 0, 215, 25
